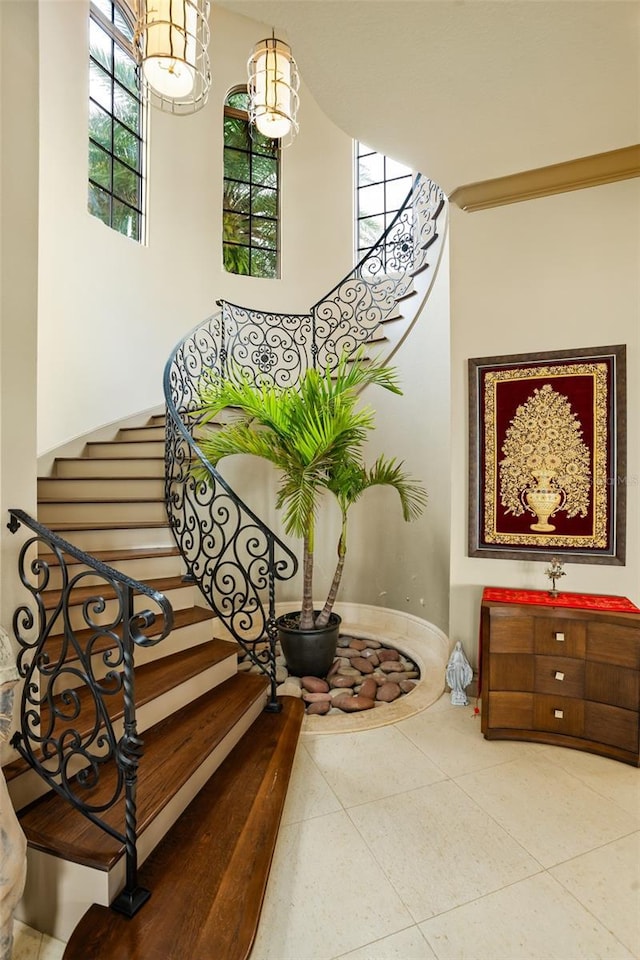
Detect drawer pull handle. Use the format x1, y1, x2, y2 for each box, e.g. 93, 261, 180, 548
554, 709, 564, 719
554, 632, 565, 642
555, 671, 565, 681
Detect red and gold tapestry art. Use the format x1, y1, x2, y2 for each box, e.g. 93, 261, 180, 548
468, 346, 626, 564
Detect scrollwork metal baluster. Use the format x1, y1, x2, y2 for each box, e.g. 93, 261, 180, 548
312, 175, 446, 370
111, 585, 149, 916
7, 509, 173, 917
164, 306, 302, 711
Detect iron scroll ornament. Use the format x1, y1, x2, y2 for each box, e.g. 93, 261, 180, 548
7, 508, 174, 916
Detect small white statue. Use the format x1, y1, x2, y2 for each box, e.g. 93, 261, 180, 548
0, 626, 27, 960
446, 640, 473, 706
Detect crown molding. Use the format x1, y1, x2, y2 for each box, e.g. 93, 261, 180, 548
449, 145, 640, 212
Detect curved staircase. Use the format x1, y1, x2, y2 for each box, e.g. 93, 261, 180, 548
5, 415, 304, 959
5, 174, 446, 958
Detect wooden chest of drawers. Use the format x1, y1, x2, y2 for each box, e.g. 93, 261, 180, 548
480, 594, 640, 766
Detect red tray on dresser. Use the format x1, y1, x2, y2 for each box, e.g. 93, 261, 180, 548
482, 586, 640, 614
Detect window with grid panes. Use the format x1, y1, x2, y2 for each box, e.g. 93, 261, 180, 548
88, 0, 144, 241
223, 90, 280, 278
355, 144, 412, 264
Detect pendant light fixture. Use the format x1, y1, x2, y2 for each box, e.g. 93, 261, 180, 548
247, 33, 299, 145
136, 0, 211, 115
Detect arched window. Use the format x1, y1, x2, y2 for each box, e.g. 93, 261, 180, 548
223, 90, 280, 278
355, 142, 412, 263
88, 0, 144, 241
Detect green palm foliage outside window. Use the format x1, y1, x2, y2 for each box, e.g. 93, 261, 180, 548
223, 90, 279, 278
88, 0, 144, 241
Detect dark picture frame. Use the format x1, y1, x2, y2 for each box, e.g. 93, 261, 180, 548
468, 344, 626, 564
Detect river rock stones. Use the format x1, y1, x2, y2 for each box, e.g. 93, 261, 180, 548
240, 634, 420, 716
378, 648, 401, 662
349, 639, 369, 651
351, 657, 375, 674
330, 675, 356, 688
276, 679, 303, 698
358, 678, 378, 700
306, 700, 331, 715
302, 691, 333, 703
302, 676, 330, 693
376, 682, 402, 703
332, 694, 376, 712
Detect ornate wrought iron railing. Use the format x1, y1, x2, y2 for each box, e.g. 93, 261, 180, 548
215, 302, 314, 387
163, 326, 298, 711
163, 174, 446, 699
7, 508, 174, 917
209, 175, 446, 382
312, 174, 445, 370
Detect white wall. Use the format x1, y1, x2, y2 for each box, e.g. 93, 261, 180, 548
0, 0, 39, 763
337, 244, 451, 632
37, 3, 354, 455
449, 179, 640, 664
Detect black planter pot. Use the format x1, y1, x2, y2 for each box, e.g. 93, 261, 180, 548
276, 611, 341, 678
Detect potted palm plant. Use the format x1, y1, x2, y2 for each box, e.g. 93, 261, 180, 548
195, 352, 427, 677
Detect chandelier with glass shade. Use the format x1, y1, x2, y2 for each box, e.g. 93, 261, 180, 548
247, 33, 299, 145
135, 0, 211, 115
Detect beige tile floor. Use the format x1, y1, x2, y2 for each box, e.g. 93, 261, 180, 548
11, 920, 65, 960
250, 694, 640, 960
13, 693, 640, 960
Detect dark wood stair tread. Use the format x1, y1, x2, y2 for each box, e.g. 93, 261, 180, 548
40, 605, 217, 670
410, 258, 432, 277
20, 673, 269, 870
38, 496, 166, 504
118, 426, 165, 434
37, 546, 181, 568
39, 637, 237, 738
89, 436, 162, 445
42, 574, 191, 610
62, 696, 304, 960
396, 287, 417, 302
6, 636, 233, 786
44, 521, 169, 531
39, 476, 166, 485
53, 456, 165, 464
44, 476, 164, 484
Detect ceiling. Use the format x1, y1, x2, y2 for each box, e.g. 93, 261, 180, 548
217, 1, 640, 194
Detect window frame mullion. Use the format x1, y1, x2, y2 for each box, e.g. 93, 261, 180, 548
88, 0, 144, 241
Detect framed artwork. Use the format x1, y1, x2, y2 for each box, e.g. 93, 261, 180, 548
468, 344, 626, 564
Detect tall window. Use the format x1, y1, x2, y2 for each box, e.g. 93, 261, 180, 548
88, 0, 144, 241
223, 90, 280, 278
355, 143, 412, 263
